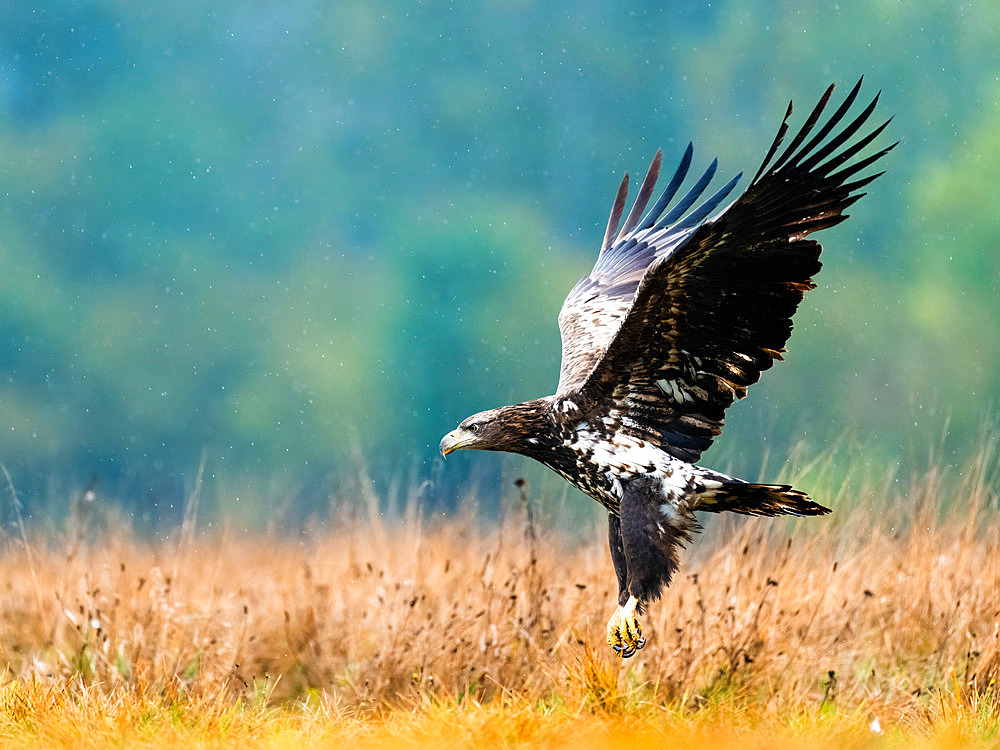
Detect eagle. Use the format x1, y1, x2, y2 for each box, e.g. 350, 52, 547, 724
440, 80, 894, 658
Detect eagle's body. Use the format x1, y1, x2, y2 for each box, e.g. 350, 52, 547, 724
479, 396, 728, 515
441, 81, 894, 657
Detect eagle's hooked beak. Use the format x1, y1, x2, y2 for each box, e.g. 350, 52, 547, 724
439, 428, 475, 457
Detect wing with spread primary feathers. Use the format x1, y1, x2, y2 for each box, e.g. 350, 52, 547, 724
556, 79, 895, 461
555, 143, 741, 394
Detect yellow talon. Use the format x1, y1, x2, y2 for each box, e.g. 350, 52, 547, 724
606, 596, 645, 658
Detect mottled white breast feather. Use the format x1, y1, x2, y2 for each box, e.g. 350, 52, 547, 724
565, 427, 705, 503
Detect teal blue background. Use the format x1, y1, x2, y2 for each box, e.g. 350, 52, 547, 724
1, 2, 997, 523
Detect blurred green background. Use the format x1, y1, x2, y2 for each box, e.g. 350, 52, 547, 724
1, 1, 998, 524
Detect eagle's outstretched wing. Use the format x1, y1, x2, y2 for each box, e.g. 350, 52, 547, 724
556, 80, 895, 461
555, 143, 743, 395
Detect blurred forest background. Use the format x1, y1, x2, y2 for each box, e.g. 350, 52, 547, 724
1, 1, 998, 527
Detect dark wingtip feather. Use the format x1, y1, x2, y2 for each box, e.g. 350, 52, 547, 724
637, 143, 694, 232
601, 173, 629, 254
789, 78, 866, 169
617, 150, 662, 241
751, 98, 795, 184
768, 83, 837, 175
798, 88, 883, 174
655, 157, 718, 229
673, 171, 743, 231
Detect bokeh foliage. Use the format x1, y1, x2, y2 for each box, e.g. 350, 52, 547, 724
1, 1, 998, 518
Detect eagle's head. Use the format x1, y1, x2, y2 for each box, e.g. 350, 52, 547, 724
440, 400, 551, 457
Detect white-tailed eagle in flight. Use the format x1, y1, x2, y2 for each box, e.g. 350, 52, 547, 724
440, 80, 894, 657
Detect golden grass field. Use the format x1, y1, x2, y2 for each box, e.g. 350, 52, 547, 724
2, 441, 1000, 748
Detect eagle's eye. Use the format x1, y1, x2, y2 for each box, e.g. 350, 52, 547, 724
468, 423, 480, 433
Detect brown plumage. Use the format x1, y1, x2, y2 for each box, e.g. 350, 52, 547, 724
440, 80, 894, 658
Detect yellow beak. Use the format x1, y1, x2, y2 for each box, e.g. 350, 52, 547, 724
439, 428, 475, 457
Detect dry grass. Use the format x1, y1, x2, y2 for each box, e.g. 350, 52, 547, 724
1, 440, 1000, 747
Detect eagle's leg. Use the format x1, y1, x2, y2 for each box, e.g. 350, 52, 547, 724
608, 478, 689, 657
606, 512, 642, 657
608, 512, 629, 603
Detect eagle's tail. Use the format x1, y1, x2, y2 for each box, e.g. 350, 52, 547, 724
697, 482, 830, 517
